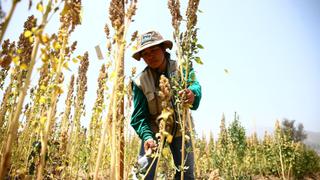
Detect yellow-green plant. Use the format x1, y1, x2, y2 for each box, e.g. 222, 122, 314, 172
36, 1, 82, 179
0, 11, 42, 177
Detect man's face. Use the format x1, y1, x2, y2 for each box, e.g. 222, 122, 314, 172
141, 46, 165, 69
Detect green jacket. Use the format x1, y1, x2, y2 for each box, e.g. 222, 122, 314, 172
131, 59, 201, 142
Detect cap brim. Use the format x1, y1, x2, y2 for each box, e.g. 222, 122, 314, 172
132, 40, 173, 61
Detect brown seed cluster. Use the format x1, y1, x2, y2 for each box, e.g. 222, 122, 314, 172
186, 0, 200, 30
60, 0, 82, 34
60, 74, 75, 153
125, 0, 137, 22
168, 0, 182, 31
18, 15, 37, 68
109, 0, 124, 32
95, 64, 107, 108
104, 24, 110, 39
75, 52, 89, 114
65, 41, 77, 60
159, 75, 171, 109
0, 39, 15, 69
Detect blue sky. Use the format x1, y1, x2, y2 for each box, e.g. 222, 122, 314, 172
2, 0, 320, 136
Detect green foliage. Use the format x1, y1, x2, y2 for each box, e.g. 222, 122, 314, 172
195, 115, 320, 179
293, 143, 320, 178
228, 112, 246, 161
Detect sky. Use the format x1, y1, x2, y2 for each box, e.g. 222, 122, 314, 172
2, 0, 320, 137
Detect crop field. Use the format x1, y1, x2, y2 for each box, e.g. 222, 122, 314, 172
0, 0, 319, 179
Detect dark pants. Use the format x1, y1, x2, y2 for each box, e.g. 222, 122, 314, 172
138, 136, 195, 180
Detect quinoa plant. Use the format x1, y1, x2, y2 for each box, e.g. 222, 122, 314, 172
93, 1, 138, 179
68, 52, 89, 178
168, 0, 202, 178
86, 64, 108, 177
35, 0, 82, 179
0, 11, 41, 177
59, 74, 75, 155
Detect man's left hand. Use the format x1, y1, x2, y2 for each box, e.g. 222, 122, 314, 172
179, 88, 195, 105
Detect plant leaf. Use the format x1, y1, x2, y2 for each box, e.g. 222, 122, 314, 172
197, 44, 204, 49
24, 31, 32, 38
194, 57, 203, 65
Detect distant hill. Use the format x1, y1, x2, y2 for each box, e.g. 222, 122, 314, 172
304, 131, 320, 154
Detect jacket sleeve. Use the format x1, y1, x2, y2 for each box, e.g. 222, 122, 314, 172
131, 81, 155, 142
187, 68, 202, 110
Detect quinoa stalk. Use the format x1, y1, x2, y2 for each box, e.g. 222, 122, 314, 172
110, 39, 125, 180
94, 0, 137, 179
168, 0, 201, 178
181, 109, 186, 180
60, 75, 74, 155
0, 0, 53, 178
37, 0, 82, 178
88, 65, 106, 175
186, 110, 198, 174
36, 27, 67, 180
93, 94, 114, 180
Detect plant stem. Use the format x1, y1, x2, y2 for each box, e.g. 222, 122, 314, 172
93, 88, 115, 179
180, 108, 186, 180
0, 0, 19, 43
186, 110, 197, 178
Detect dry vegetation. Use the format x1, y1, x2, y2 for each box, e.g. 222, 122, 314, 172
0, 0, 319, 179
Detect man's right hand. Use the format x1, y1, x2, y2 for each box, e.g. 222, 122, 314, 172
144, 138, 157, 155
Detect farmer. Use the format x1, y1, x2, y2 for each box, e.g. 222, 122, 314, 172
131, 30, 201, 179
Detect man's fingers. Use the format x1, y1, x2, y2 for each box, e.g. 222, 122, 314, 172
178, 89, 194, 104
146, 148, 152, 155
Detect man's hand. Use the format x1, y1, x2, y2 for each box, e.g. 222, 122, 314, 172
144, 139, 157, 155
179, 88, 195, 105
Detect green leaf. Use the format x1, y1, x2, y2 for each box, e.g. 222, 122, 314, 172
194, 57, 203, 65
197, 44, 204, 49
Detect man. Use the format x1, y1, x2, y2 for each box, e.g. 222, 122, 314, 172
131, 30, 201, 179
